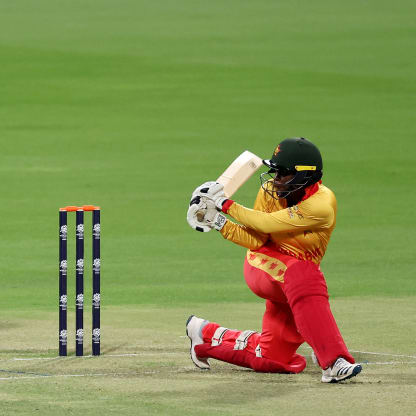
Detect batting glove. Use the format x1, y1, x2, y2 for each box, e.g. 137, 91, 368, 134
187, 196, 226, 232
203, 199, 227, 230
191, 182, 228, 211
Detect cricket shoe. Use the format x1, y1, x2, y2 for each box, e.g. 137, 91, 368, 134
321, 357, 362, 383
186, 315, 210, 370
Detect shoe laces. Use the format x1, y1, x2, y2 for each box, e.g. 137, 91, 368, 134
333, 358, 353, 375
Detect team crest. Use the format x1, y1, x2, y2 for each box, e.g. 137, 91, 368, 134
273, 145, 281, 156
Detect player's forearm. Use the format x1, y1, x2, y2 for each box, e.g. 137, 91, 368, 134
219, 220, 268, 250
226, 202, 310, 234
225, 203, 286, 233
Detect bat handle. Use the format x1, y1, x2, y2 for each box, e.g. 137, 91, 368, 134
196, 210, 205, 222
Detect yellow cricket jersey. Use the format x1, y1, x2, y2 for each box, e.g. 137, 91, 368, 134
219, 183, 337, 265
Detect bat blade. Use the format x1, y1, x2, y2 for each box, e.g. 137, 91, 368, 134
216, 150, 263, 197
196, 150, 262, 222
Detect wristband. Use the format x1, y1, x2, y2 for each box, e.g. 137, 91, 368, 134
221, 199, 234, 214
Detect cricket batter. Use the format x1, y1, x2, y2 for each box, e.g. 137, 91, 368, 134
186, 137, 362, 383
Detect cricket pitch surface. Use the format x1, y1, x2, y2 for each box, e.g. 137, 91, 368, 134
0, 298, 415, 415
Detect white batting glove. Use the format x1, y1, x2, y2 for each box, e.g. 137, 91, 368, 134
191, 181, 217, 199
187, 196, 212, 232
191, 182, 228, 210
203, 199, 227, 230
187, 196, 227, 232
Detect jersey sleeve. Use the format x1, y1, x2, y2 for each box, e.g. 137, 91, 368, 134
226, 196, 334, 234
218, 187, 269, 249
219, 220, 268, 249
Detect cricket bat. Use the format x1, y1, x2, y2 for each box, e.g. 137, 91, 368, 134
196, 150, 263, 221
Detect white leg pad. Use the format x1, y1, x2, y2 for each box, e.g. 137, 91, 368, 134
233, 330, 257, 351
211, 327, 228, 346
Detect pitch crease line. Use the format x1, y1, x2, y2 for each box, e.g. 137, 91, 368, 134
350, 350, 416, 359
359, 361, 416, 365
300, 346, 416, 360
2, 361, 415, 382
3, 350, 415, 363
1, 352, 182, 362
0, 372, 135, 381
0, 368, 195, 381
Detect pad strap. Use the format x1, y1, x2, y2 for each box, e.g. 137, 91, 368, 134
255, 344, 262, 358
233, 330, 257, 351
211, 327, 228, 346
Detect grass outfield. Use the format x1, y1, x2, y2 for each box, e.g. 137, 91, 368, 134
0, 0, 415, 414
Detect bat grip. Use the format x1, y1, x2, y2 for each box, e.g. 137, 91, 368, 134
196, 210, 205, 222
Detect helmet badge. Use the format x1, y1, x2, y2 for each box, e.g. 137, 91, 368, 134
273, 145, 281, 156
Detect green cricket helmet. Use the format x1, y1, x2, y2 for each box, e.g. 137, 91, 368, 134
261, 137, 323, 199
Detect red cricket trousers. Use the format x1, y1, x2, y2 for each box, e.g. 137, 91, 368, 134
195, 244, 354, 372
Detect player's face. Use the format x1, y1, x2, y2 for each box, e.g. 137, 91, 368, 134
260, 165, 303, 201
273, 171, 295, 195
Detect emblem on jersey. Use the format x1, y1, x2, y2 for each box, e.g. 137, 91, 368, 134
287, 206, 304, 220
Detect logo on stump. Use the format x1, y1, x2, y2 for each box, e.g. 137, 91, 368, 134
92, 328, 100, 343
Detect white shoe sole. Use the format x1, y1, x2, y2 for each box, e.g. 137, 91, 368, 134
186, 315, 210, 370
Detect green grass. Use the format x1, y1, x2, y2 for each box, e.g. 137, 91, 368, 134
0, 0, 415, 414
